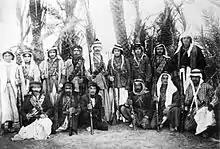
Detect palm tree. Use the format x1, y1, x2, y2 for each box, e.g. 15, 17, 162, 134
110, 0, 131, 58
29, 0, 45, 64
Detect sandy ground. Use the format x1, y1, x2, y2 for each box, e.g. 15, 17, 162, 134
0, 124, 219, 149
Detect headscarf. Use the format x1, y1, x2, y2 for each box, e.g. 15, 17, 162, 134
132, 43, 147, 67
90, 40, 103, 72
2, 48, 15, 61
132, 79, 148, 96
188, 69, 204, 111
157, 73, 177, 108
153, 44, 169, 58
111, 44, 125, 70
174, 32, 194, 57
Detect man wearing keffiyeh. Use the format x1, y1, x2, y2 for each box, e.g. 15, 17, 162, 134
130, 43, 152, 89
39, 46, 66, 106
65, 45, 86, 96
107, 44, 131, 122
184, 69, 218, 137
87, 40, 111, 122
151, 72, 180, 131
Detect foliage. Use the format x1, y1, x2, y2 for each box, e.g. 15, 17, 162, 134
195, 9, 220, 85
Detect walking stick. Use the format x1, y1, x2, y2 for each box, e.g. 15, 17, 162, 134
110, 68, 118, 125
130, 103, 136, 130
88, 96, 94, 135
17, 83, 23, 127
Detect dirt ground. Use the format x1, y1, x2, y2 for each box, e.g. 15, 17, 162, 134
0, 124, 219, 149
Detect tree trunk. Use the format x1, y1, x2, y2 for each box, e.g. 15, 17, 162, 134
134, 0, 141, 43
29, 0, 44, 64
110, 0, 131, 58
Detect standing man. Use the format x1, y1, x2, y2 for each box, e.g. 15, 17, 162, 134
79, 82, 108, 131
184, 69, 218, 137
54, 82, 81, 136
87, 40, 111, 122
130, 43, 152, 89
152, 44, 170, 81
151, 73, 180, 131
18, 48, 41, 96
39, 46, 66, 106
65, 45, 86, 96
0, 49, 20, 135
167, 33, 206, 92
107, 44, 131, 122
120, 79, 152, 129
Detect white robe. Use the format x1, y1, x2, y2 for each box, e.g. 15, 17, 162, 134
0, 61, 19, 125
12, 118, 52, 140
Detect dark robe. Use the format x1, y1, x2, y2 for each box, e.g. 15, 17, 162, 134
130, 54, 152, 88
79, 94, 108, 130
54, 92, 81, 132
20, 94, 53, 127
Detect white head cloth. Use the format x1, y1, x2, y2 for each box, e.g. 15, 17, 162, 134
157, 73, 177, 108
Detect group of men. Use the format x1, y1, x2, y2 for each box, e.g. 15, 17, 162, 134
0, 32, 219, 140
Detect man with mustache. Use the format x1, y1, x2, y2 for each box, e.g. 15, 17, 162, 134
79, 82, 108, 131
12, 81, 53, 140
54, 82, 81, 136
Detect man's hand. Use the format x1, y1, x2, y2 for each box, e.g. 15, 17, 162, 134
40, 114, 48, 119
153, 96, 158, 103
127, 99, 133, 105
26, 113, 31, 120
208, 104, 214, 111
109, 76, 114, 82
87, 103, 93, 110
79, 78, 84, 84
68, 107, 76, 114
58, 83, 63, 91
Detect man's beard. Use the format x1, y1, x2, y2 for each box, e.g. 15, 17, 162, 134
65, 91, 72, 96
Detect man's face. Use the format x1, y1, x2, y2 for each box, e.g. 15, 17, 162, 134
134, 47, 142, 55
72, 48, 81, 57
134, 83, 142, 92
3, 52, 13, 63
182, 37, 191, 48
31, 84, 42, 93
93, 46, 102, 55
191, 76, 200, 86
64, 85, 72, 95
156, 46, 164, 56
161, 74, 169, 85
89, 86, 97, 96
113, 49, 121, 57
23, 53, 31, 63
48, 50, 57, 59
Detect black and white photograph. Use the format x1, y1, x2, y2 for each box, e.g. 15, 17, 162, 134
0, 0, 220, 148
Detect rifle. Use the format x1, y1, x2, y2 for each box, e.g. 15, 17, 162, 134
179, 71, 185, 132
17, 83, 23, 127
152, 61, 160, 131
89, 97, 94, 135
130, 103, 136, 130
110, 68, 118, 125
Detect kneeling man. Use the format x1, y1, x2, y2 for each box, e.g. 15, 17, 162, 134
12, 81, 53, 140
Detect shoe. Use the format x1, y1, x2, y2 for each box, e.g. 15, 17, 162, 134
174, 127, 178, 131
8, 128, 16, 133
86, 127, 91, 132
170, 127, 175, 132
129, 123, 133, 128
0, 129, 4, 136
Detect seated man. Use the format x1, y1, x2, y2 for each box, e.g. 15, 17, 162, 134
151, 72, 180, 131
79, 82, 108, 132
12, 81, 53, 140
54, 82, 81, 136
120, 79, 152, 129
184, 69, 218, 137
